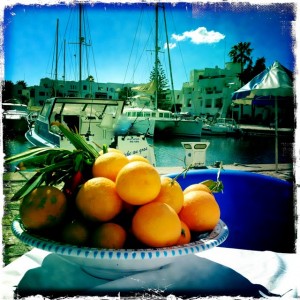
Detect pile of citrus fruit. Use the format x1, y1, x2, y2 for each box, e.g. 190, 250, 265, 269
18, 148, 221, 250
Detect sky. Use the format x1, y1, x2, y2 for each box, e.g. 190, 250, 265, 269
1, 1, 298, 90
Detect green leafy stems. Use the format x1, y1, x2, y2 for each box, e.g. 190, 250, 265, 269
5, 122, 101, 201
171, 163, 224, 193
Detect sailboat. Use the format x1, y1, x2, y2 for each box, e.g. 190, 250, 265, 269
124, 4, 203, 138
25, 4, 156, 165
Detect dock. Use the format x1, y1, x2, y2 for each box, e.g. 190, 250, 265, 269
2, 163, 294, 265
239, 124, 294, 136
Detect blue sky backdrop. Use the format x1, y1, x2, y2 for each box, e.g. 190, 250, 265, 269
2, 2, 297, 90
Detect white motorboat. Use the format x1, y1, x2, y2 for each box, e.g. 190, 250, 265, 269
25, 97, 156, 165
121, 106, 156, 137
202, 118, 243, 136
123, 105, 202, 138
2, 102, 29, 133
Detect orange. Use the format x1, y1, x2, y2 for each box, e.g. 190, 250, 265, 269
179, 190, 220, 232
132, 202, 181, 248
176, 220, 191, 245
115, 161, 161, 205
183, 183, 211, 195
92, 222, 126, 249
76, 177, 123, 222
99, 147, 124, 155
127, 154, 150, 164
19, 186, 67, 230
92, 152, 129, 181
152, 177, 184, 213
61, 220, 89, 246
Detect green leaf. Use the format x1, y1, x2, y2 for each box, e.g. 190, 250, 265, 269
102, 144, 108, 154
200, 179, 224, 193
5, 147, 50, 164
11, 172, 45, 201
52, 122, 99, 158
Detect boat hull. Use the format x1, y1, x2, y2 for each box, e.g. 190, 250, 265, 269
2, 102, 29, 134
3, 118, 28, 133
155, 119, 203, 138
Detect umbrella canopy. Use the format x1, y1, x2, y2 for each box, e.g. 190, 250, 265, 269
232, 61, 294, 104
231, 61, 294, 172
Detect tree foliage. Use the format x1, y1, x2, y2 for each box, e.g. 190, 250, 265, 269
2, 80, 14, 101
229, 42, 253, 73
118, 86, 136, 100
229, 42, 266, 84
16, 80, 27, 89
149, 58, 169, 109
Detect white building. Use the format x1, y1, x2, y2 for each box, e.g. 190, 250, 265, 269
180, 62, 242, 118
29, 77, 138, 106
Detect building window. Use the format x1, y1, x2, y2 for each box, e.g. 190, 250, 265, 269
205, 99, 212, 108
215, 98, 223, 108
39, 91, 46, 96
95, 92, 107, 99
83, 85, 87, 90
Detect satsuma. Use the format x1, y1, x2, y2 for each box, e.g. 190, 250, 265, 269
179, 190, 220, 232
183, 183, 212, 195
115, 161, 161, 205
127, 154, 150, 164
76, 177, 123, 222
92, 222, 126, 249
61, 219, 89, 246
176, 220, 191, 245
19, 186, 67, 230
152, 176, 184, 213
99, 147, 124, 155
132, 202, 181, 247
92, 152, 129, 181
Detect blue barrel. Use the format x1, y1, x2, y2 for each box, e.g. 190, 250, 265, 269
167, 169, 295, 253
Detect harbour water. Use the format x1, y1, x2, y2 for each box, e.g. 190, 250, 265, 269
2, 131, 294, 171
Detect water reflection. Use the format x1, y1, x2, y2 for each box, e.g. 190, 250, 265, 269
2, 132, 293, 169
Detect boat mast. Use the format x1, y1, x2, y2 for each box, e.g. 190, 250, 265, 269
154, 4, 159, 110
63, 39, 66, 84
79, 3, 83, 97
54, 19, 59, 97
162, 4, 176, 114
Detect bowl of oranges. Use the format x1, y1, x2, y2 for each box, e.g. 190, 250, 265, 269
8, 132, 228, 280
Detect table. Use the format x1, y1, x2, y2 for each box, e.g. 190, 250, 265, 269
1, 247, 299, 299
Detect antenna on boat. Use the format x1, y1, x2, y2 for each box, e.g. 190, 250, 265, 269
154, 3, 159, 110
79, 3, 83, 97
162, 4, 176, 115
54, 18, 59, 97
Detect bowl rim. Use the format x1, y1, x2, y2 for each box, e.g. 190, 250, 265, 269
12, 218, 229, 261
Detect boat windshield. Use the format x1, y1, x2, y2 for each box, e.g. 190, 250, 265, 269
2, 104, 28, 112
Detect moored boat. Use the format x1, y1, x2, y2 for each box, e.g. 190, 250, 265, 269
25, 97, 156, 165
2, 102, 29, 133
121, 106, 156, 137
202, 118, 242, 136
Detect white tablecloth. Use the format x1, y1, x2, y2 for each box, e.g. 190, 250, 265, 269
1, 247, 299, 299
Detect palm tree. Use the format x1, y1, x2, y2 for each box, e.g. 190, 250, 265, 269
229, 42, 253, 83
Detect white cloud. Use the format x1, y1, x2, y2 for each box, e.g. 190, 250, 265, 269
164, 42, 177, 50
172, 27, 225, 45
